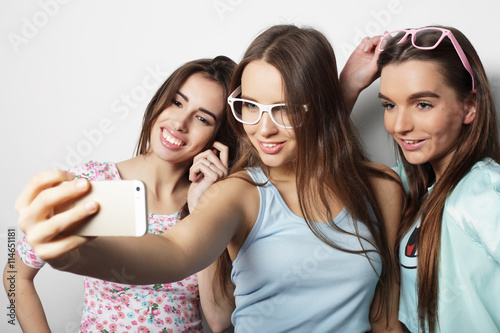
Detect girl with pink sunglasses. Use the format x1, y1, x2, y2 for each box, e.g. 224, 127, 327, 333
343, 26, 500, 332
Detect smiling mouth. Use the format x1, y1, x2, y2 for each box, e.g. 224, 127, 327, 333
162, 128, 185, 146
399, 138, 426, 151
258, 141, 286, 154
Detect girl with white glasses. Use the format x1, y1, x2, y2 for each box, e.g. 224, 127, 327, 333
14, 25, 404, 332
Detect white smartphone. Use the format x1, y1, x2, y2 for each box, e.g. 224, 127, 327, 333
58, 180, 148, 237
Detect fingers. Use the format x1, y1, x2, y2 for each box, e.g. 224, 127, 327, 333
211, 142, 229, 168
26, 200, 97, 245
190, 143, 229, 182
18, 182, 98, 263
15, 170, 75, 214
189, 158, 227, 183
358, 35, 383, 53
18, 178, 92, 231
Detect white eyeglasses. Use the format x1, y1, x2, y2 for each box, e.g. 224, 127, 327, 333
227, 86, 293, 129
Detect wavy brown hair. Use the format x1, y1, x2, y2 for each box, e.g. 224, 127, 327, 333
215, 24, 400, 323
378, 26, 500, 332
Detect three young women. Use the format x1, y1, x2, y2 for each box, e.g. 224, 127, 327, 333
14, 25, 404, 332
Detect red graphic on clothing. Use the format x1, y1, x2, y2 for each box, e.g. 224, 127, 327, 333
406, 244, 415, 256
405, 226, 420, 258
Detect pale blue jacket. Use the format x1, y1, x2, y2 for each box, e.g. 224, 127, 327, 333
396, 159, 500, 332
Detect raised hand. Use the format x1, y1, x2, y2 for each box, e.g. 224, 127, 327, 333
16, 170, 98, 263
340, 35, 384, 113
187, 142, 229, 212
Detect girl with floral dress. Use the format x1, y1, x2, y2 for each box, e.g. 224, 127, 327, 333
6, 56, 237, 333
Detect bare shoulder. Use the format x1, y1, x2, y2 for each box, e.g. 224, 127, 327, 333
213, 170, 258, 195
366, 162, 402, 196
196, 169, 260, 216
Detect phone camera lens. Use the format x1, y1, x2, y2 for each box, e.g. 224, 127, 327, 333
136, 187, 140, 191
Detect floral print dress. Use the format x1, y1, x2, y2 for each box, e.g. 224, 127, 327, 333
17, 161, 203, 333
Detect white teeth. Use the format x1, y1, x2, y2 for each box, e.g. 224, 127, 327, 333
162, 129, 184, 146
404, 140, 419, 144
262, 143, 278, 148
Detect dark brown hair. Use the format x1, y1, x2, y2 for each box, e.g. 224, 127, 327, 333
216, 24, 399, 322
378, 26, 500, 332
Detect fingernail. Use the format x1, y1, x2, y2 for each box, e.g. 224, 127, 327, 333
85, 201, 97, 212
76, 178, 88, 191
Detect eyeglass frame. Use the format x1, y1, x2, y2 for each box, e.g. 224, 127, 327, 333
377, 27, 475, 91
227, 86, 294, 129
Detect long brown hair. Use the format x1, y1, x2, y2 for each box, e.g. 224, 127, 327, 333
216, 24, 399, 322
135, 56, 237, 160
378, 26, 500, 332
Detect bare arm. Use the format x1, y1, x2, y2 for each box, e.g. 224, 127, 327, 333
3, 254, 50, 332
198, 258, 235, 332
17, 170, 250, 285
340, 35, 383, 114
368, 165, 404, 332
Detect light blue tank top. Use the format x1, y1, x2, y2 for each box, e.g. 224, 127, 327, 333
230, 167, 382, 332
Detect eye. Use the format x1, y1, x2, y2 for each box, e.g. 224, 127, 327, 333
381, 101, 396, 111
172, 99, 182, 108
196, 115, 210, 126
274, 105, 287, 112
243, 101, 259, 111
416, 101, 432, 110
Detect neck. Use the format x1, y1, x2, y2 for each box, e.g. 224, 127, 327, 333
430, 149, 457, 183
116, 153, 191, 214
268, 163, 296, 183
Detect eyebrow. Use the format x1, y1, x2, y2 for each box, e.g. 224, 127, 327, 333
176, 90, 217, 121
378, 91, 440, 101
240, 95, 285, 105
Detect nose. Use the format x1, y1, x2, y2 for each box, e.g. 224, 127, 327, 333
257, 112, 279, 137
389, 108, 413, 134
171, 112, 189, 132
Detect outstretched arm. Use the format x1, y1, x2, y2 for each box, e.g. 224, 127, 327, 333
16, 169, 249, 285
340, 35, 383, 114
3, 255, 50, 332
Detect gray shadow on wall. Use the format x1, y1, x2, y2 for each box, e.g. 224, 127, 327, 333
350, 82, 397, 168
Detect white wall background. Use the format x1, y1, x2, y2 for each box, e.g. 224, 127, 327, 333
1, 0, 499, 332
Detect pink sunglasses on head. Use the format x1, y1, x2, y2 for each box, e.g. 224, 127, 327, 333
378, 27, 475, 91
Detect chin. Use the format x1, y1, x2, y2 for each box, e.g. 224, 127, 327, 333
401, 153, 430, 166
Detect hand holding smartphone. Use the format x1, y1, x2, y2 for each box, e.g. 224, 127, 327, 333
57, 180, 148, 237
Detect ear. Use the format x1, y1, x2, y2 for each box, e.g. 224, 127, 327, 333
463, 94, 477, 125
